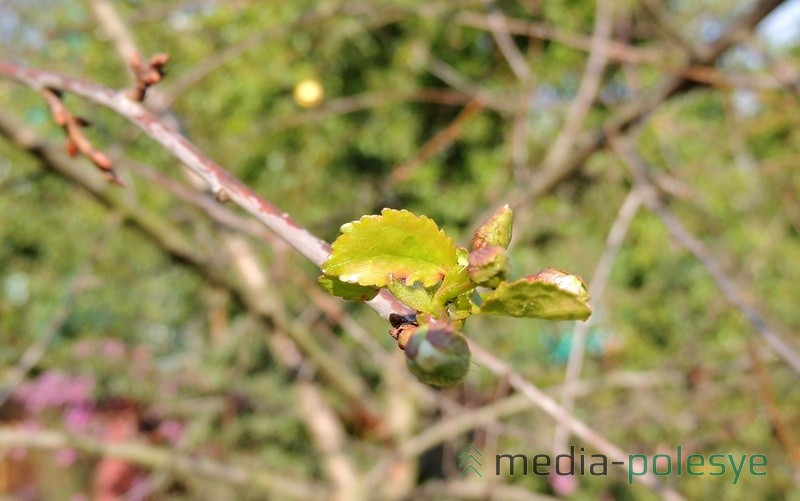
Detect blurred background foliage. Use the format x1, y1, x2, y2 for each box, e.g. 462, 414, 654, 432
1, 0, 799, 499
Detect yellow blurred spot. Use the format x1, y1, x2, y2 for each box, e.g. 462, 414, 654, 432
293, 79, 324, 108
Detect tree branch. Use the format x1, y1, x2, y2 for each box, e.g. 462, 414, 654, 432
0, 426, 323, 499
496, 0, 788, 219
0, 61, 411, 321
610, 134, 800, 376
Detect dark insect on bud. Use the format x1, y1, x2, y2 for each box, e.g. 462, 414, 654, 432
389, 312, 417, 329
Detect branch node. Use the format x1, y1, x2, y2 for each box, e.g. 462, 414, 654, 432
215, 188, 230, 203
127, 52, 170, 102
39, 86, 122, 184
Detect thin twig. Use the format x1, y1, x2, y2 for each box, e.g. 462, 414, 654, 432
40, 87, 119, 183
425, 56, 517, 113
455, 10, 663, 65
296, 380, 363, 501
532, 0, 614, 188
610, 135, 800, 376
0, 426, 323, 499
86, 0, 140, 78
387, 98, 483, 185
364, 393, 535, 486
553, 186, 644, 452
470, 0, 788, 229
468, 343, 685, 501
0, 62, 412, 321
746, 343, 800, 472
483, 1, 532, 82
0, 108, 386, 430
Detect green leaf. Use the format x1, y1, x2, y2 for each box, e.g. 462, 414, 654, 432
388, 281, 436, 313
478, 275, 591, 321
433, 263, 473, 307
322, 208, 458, 288
318, 275, 379, 301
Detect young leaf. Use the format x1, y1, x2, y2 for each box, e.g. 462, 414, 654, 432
318, 275, 379, 301
527, 268, 590, 302
467, 245, 510, 288
478, 272, 591, 321
322, 209, 458, 288
432, 261, 473, 307
388, 281, 436, 313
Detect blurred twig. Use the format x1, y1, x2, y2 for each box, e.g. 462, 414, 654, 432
469, 343, 685, 500
296, 380, 363, 501
0, 109, 384, 431
746, 343, 800, 475
426, 56, 517, 113
610, 134, 800, 376
553, 186, 643, 453
513, 0, 613, 233
0, 280, 77, 409
0, 62, 411, 320
85, 0, 140, 79
455, 10, 663, 65
539, 0, 614, 182
387, 98, 483, 186
483, 1, 532, 83
473, 0, 788, 228
365, 393, 535, 486
0, 426, 323, 499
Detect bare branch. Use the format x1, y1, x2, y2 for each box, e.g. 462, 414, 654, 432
455, 11, 663, 65
610, 135, 800, 376
486, 0, 789, 225
0, 61, 411, 320
533, 0, 614, 200
0, 426, 323, 499
0, 108, 386, 429
86, 0, 140, 77
553, 186, 644, 452
483, 1, 533, 82
469, 343, 685, 501
40, 87, 119, 183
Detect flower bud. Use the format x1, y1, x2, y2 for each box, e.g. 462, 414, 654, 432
404, 320, 470, 387
472, 205, 513, 250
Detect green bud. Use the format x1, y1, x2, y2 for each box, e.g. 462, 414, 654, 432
404, 320, 470, 387
467, 245, 510, 288
472, 205, 513, 250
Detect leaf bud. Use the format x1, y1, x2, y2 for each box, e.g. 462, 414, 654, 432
472, 204, 513, 250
